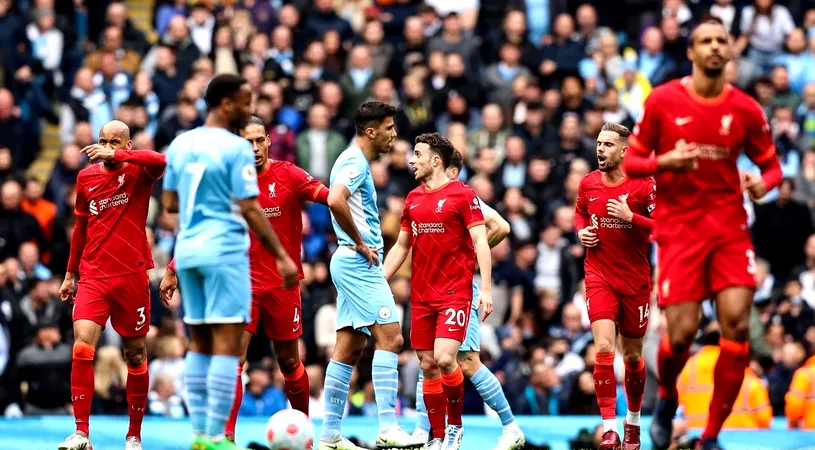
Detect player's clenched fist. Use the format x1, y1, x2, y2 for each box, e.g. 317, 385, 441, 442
741, 171, 768, 200
277, 255, 299, 288
80, 144, 116, 162
578, 225, 599, 247
657, 142, 699, 172
607, 198, 634, 222
159, 269, 177, 307
59, 273, 76, 303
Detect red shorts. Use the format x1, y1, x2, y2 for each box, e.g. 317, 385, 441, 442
73, 272, 151, 338
246, 284, 302, 341
410, 300, 471, 351
657, 231, 757, 307
585, 284, 651, 339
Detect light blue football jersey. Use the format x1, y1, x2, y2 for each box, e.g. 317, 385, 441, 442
329, 146, 384, 251
163, 127, 259, 270
471, 197, 494, 303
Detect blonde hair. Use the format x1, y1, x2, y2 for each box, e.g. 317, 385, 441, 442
94, 346, 128, 399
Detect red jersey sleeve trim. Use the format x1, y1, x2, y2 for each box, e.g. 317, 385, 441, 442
313, 186, 329, 204
628, 135, 652, 156
751, 144, 778, 165
467, 220, 485, 229
74, 209, 89, 217
400, 226, 410, 232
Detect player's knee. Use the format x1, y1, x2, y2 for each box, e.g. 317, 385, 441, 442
434, 351, 458, 373
623, 350, 642, 367
381, 333, 403, 353
456, 352, 481, 378
419, 355, 439, 373
594, 335, 615, 354
277, 355, 299, 375
124, 347, 146, 367
719, 315, 750, 342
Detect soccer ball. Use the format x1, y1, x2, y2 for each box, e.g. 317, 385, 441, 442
266, 409, 314, 450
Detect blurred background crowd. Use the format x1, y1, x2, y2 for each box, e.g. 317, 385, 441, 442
1, 0, 815, 445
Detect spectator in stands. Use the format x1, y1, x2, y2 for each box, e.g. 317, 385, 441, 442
85, 26, 140, 75
16, 319, 71, 415
92, 346, 129, 415
147, 373, 185, 418
105, 1, 148, 56
238, 364, 287, 417
0, 180, 46, 261
0, 90, 25, 167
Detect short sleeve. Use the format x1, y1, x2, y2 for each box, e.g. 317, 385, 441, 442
458, 187, 485, 229
333, 155, 367, 194
743, 100, 777, 165
643, 178, 656, 216
74, 176, 89, 217
630, 92, 661, 156
478, 196, 496, 217
400, 194, 412, 232
291, 165, 326, 201
162, 142, 178, 192
230, 140, 260, 200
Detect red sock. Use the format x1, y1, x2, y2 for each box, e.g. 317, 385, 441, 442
126, 360, 149, 440
441, 366, 464, 427
657, 334, 690, 399
423, 377, 446, 439
71, 342, 95, 436
282, 362, 310, 416
624, 358, 646, 413
701, 339, 749, 440
593, 352, 617, 420
225, 364, 243, 439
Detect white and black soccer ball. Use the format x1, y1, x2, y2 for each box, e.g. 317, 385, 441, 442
266, 409, 314, 450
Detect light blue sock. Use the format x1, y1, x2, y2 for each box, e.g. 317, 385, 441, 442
415, 371, 430, 433
184, 351, 211, 435
205, 355, 240, 437
471, 365, 515, 426
322, 359, 353, 439
372, 350, 399, 432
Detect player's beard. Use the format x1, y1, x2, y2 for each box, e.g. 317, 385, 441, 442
703, 66, 724, 78
599, 159, 619, 172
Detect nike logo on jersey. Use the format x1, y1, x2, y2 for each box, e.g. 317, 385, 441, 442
135, 323, 146, 331
639, 322, 647, 328
448, 327, 459, 332
675, 116, 693, 126
410, 204, 419, 209
589, 197, 599, 202
88, 186, 98, 192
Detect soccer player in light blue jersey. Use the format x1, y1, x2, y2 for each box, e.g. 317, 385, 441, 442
411, 150, 526, 450
161, 74, 298, 450
318, 101, 424, 450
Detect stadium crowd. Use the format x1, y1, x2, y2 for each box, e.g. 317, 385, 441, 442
1, 0, 815, 446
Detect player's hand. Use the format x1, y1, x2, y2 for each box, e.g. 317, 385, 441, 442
277, 255, 299, 288
81, 144, 116, 162
657, 143, 699, 172
606, 199, 634, 223
741, 171, 768, 200
159, 269, 178, 307
577, 225, 599, 247
478, 291, 494, 321
352, 243, 380, 269
59, 275, 75, 303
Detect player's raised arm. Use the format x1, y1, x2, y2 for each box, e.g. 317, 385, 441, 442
741, 102, 783, 200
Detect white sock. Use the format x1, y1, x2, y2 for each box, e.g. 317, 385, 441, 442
626, 410, 641, 426
603, 419, 618, 433
413, 429, 430, 442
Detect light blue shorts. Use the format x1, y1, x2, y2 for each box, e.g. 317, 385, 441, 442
330, 246, 399, 335
459, 280, 481, 352
177, 259, 251, 325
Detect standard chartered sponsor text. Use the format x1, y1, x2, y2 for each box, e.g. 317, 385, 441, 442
599, 216, 632, 229
262, 206, 282, 218
417, 222, 445, 233
99, 193, 129, 211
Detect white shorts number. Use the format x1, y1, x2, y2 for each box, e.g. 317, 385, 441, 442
136, 306, 146, 326
746, 249, 757, 275
293, 307, 300, 325
638, 304, 650, 324
443, 308, 466, 328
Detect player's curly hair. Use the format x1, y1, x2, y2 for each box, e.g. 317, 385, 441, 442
415, 132, 455, 168
354, 101, 397, 136
601, 123, 631, 143
449, 150, 464, 173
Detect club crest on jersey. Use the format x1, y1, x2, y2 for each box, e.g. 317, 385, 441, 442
118, 173, 125, 188
720, 114, 733, 136
268, 183, 277, 198
470, 197, 481, 210
435, 198, 447, 213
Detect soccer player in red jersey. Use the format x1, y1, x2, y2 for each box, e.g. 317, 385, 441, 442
575, 123, 655, 450
161, 116, 328, 440
622, 20, 783, 450
57, 120, 167, 450
384, 133, 493, 450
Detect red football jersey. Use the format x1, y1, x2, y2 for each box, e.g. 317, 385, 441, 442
629, 77, 775, 240
400, 181, 485, 303
249, 161, 325, 290
575, 172, 655, 295
74, 163, 161, 279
